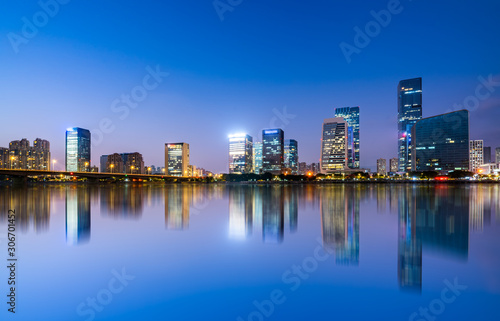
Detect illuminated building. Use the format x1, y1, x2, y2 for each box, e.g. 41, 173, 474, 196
7, 138, 51, 170
253, 142, 263, 174
398, 78, 422, 172
411, 110, 469, 172
228, 133, 253, 174
284, 139, 298, 174
262, 129, 284, 175
483, 146, 492, 164
165, 143, 189, 177
469, 140, 484, 172
390, 158, 399, 173
0, 147, 8, 169
321, 117, 348, 173
65, 127, 91, 172
335, 106, 360, 168
377, 158, 387, 175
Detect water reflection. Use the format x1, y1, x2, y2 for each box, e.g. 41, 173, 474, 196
320, 185, 360, 265
65, 186, 91, 245
228, 186, 253, 239
0, 186, 50, 232
262, 186, 285, 243
100, 185, 144, 219
165, 185, 190, 230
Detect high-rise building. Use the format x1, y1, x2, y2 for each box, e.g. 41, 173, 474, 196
398, 78, 422, 172
469, 140, 484, 172
165, 143, 189, 177
0, 147, 8, 169
390, 158, 399, 173
377, 158, 387, 175
253, 142, 263, 174
122, 152, 145, 174
321, 118, 348, 173
228, 133, 253, 174
335, 107, 360, 168
8, 138, 51, 170
411, 110, 469, 172
65, 128, 91, 172
483, 147, 492, 164
33, 138, 51, 170
262, 129, 284, 175
100, 155, 108, 173
284, 139, 299, 174
496, 147, 500, 164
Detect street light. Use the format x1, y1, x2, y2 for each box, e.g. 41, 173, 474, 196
52, 159, 56, 171
10, 156, 15, 170
110, 164, 114, 173
85, 162, 89, 172
131, 166, 135, 174
148, 167, 151, 175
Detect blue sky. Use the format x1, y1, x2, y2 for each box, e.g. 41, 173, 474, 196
1, 0, 499, 172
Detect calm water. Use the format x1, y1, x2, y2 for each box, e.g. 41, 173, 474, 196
0, 184, 499, 321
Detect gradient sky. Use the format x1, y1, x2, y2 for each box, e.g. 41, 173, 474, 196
1, 0, 499, 172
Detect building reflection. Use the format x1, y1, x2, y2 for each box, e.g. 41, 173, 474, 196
320, 185, 360, 265
262, 186, 284, 244
100, 185, 143, 219
0, 186, 51, 233
228, 186, 253, 239
65, 186, 91, 245
284, 186, 298, 233
397, 185, 470, 292
165, 185, 190, 230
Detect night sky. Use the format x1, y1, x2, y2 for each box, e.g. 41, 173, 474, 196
1, 0, 499, 172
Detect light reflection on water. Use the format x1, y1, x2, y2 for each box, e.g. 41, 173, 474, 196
0, 183, 498, 321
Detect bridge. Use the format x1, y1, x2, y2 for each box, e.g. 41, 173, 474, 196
0, 169, 186, 183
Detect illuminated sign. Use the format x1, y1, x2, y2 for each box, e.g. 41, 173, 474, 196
264, 130, 279, 135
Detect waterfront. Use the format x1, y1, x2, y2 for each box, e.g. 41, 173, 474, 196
0, 184, 499, 321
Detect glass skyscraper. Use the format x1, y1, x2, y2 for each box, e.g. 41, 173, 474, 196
253, 142, 263, 174
65, 127, 91, 172
262, 129, 284, 175
411, 110, 469, 172
228, 133, 253, 174
398, 78, 422, 172
284, 139, 298, 174
165, 143, 189, 177
321, 118, 348, 173
335, 107, 360, 169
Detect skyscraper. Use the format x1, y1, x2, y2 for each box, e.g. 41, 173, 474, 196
483, 146, 492, 164
335, 107, 360, 168
398, 78, 422, 172
262, 129, 284, 175
8, 138, 51, 170
65, 128, 91, 172
390, 158, 399, 173
377, 158, 387, 175
321, 118, 348, 173
411, 110, 469, 172
253, 142, 263, 174
496, 147, 500, 164
228, 133, 253, 174
469, 140, 484, 172
165, 143, 190, 177
284, 139, 299, 174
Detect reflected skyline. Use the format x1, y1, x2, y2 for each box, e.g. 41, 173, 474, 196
65, 186, 91, 245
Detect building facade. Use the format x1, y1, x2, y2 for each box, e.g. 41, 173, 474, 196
483, 146, 492, 164
253, 142, 263, 174
262, 129, 284, 175
65, 128, 91, 172
284, 139, 299, 174
411, 110, 469, 172
496, 147, 500, 164
398, 78, 422, 172
321, 118, 348, 173
165, 143, 190, 177
228, 133, 253, 174
377, 158, 387, 175
6, 138, 51, 170
469, 140, 484, 172
390, 158, 399, 173
0, 147, 8, 169
335, 106, 360, 169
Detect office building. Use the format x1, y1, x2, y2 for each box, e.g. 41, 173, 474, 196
411, 110, 469, 172
398, 78, 422, 172
284, 139, 299, 174
0, 147, 8, 169
228, 133, 253, 174
335, 106, 360, 168
483, 147, 492, 164
165, 143, 189, 177
7, 138, 51, 170
65, 128, 91, 172
262, 129, 284, 175
321, 118, 348, 173
122, 152, 144, 174
100, 155, 108, 173
469, 140, 484, 172
496, 147, 500, 164
377, 158, 387, 175
253, 142, 263, 174
390, 158, 398, 173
